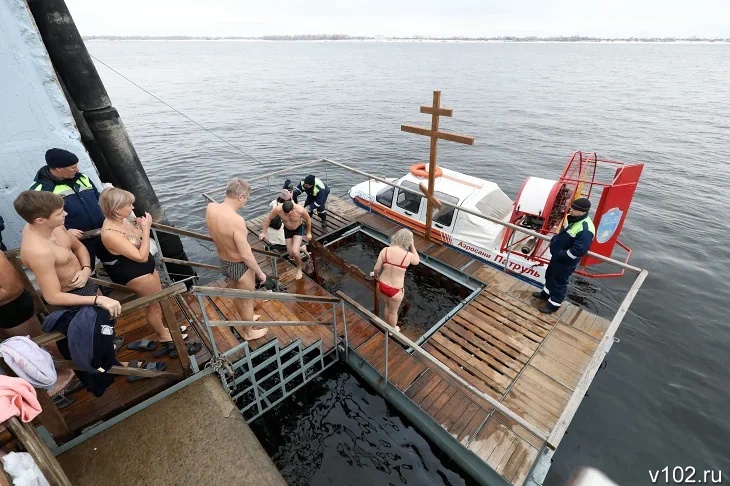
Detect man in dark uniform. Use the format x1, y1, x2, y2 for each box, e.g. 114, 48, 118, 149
291, 174, 330, 229
29, 148, 105, 266
533, 197, 595, 314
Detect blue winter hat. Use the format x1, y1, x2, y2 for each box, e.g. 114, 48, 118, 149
45, 148, 79, 168
304, 175, 316, 186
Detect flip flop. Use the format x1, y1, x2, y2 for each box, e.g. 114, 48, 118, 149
127, 339, 158, 351
127, 359, 153, 382
152, 341, 176, 359
113, 336, 125, 352
51, 393, 75, 410
186, 342, 202, 356
62, 379, 84, 395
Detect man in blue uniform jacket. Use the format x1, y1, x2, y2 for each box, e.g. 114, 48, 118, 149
29, 148, 105, 266
533, 197, 595, 314
291, 174, 330, 229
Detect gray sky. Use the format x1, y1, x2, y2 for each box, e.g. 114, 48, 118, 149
65, 0, 730, 38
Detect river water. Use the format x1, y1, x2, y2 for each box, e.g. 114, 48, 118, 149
88, 40, 730, 485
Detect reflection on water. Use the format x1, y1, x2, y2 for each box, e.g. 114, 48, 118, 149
315, 232, 470, 341
250, 363, 475, 486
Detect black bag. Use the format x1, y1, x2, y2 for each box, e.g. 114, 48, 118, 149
270, 215, 283, 230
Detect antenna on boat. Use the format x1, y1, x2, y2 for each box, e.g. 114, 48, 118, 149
401, 91, 474, 240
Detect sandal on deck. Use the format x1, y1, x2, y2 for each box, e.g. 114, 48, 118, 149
62, 378, 84, 395
127, 360, 166, 381
152, 341, 176, 359
127, 361, 167, 381
127, 339, 158, 351
186, 342, 203, 356
51, 393, 75, 410
113, 336, 125, 352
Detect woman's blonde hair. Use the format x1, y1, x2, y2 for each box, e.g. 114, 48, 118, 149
99, 187, 135, 220
390, 228, 413, 250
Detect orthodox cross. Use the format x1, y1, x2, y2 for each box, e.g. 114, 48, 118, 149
401, 90, 474, 240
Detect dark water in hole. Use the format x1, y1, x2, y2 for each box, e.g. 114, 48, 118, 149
250, 363, 477, 486
316, 232, 470, 341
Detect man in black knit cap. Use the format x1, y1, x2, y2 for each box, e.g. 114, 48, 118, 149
533, 197, 595, 314
29, 148, 105, 266
291, 174, 330, 229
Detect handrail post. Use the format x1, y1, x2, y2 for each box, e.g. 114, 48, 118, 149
384, 329, 389, 387
331, 303, 338, 359
197, 294, 220, 358
341, 301, 349, 361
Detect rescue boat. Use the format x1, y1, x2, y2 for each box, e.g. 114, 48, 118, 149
349, 152, 643, 285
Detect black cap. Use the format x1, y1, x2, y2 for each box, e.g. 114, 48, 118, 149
45, 148, 79, 169
571, 197, 591, 212
304, 175, 315, 186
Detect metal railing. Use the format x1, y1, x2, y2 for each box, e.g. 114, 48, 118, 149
201, 157, 643, 275
190, 285, 344, 421
337, 291, 549, 444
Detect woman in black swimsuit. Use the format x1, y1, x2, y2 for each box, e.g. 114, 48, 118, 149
99, 188, 178, 355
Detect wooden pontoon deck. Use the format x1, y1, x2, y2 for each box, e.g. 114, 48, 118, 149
241, 195, 613, 485
33, 194, 616, 486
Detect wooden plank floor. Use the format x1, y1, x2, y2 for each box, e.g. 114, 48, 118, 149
62, 195, 612, 486
61, 297, 211, 433
337, 196, 611, 485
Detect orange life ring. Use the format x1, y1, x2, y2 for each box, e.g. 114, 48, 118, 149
410, 163, 442, 179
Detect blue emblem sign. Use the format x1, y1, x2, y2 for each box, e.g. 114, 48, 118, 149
596, 207, 623, 244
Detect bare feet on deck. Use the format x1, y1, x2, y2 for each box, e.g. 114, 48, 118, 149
296, 268, 303, 279
242, 327, 269, 340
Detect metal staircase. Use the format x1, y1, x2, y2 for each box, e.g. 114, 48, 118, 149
190, 285, 343, 423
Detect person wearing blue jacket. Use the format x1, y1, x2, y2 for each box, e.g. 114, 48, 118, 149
533, 197, 595, 314
291, 174, 330, 229
29, 148, 105, 266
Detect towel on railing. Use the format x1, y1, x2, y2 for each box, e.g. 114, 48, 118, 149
0, 376, 41, 423
0, 337, 57, 389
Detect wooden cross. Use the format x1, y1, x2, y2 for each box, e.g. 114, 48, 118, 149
401, 90, 474, 240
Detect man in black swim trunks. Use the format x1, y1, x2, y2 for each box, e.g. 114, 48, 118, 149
0, 251, 79, 397
259, 197, 312, 280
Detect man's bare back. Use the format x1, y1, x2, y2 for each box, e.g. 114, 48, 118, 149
206, 179, 268, 341
205, 202, 249, 262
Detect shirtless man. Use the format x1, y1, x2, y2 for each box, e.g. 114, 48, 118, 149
0, 251, 76, 397
259, 196, 312, 280
206, 178, 268, 341
14, 191, 121, 316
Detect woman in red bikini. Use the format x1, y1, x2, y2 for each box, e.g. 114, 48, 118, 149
370, 229, 420, 332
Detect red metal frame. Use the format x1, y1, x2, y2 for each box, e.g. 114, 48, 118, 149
501, 151, 642, 279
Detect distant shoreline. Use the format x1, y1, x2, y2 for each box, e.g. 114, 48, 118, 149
83, 35, 730, 43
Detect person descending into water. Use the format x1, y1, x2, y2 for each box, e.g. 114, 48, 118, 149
259, 192, 312, 280
290, 175, 330, 230
370, 229, 420, 332
206, 178, 269, 341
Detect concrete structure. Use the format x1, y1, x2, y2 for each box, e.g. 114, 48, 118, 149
0, 0, 102, 250
57, 374, 285, 486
